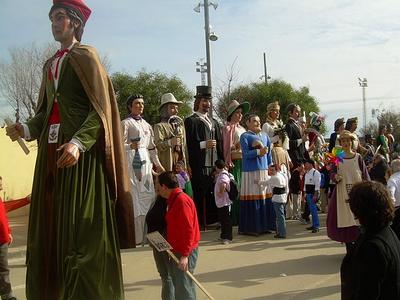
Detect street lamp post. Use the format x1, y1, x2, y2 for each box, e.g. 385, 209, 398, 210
358, 77, 368, 131
194, 0, 218, 117
204, 0, 212, 87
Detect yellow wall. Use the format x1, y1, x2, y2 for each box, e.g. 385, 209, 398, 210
0, 127, 37, 200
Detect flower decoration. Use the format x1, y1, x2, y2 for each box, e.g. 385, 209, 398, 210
309, 112, 325, 129
326, 147, 345, 166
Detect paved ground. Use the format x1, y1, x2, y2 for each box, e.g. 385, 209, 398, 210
8, 210, 344, 300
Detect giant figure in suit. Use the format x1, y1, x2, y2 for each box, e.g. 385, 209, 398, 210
184, 86, 223, 228
285, 103, 309, 167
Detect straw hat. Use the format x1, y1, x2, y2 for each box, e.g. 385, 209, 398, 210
227, 100, 250, 119
159, 93, 182, 109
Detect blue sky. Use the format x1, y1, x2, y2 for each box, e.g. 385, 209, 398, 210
1, 0, 400, 133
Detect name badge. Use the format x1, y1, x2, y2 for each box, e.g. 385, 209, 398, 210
48, 123, 60, 144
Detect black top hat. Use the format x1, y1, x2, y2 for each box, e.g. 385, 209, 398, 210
194, 85, 212, 99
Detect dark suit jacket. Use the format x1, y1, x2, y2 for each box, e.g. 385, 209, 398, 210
329, 132, 338, 153
285, 119, 307, 165
184, 113, 223, 180
341, 226, 400, 300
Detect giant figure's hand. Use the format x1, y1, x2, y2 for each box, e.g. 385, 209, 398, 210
259, 147, 267, 156
5, 123, 24, 141
56, 143, 80, 168
206, 139, 217, 149
170, 136, 181, 146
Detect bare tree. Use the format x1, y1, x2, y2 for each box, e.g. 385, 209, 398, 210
214, 57, 241, 121
0, 43, 112, 122
0, 43, 57, 122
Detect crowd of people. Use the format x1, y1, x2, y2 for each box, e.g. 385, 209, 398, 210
2, 0, 400, 299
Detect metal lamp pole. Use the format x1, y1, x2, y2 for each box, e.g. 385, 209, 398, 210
204, 0, 212, 89
195, 0, 217, 117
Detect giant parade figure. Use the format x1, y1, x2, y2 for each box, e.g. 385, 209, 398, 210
184, 86, 223, 228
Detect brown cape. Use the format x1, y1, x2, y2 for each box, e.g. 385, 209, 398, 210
37, 43, 135, 248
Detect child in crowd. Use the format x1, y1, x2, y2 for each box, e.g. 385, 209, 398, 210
0, 176, 16, 300
174, 161, 192, 197
303, 159, 321, 233
287, 163, 304, 220
259, 164, 289, 238
214, 160, 233, 245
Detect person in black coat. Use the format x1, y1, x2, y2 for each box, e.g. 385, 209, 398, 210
184, 86, 223, 228
328, 117, 345, 153
285, 103, 309, 168
341, 181, 400, 300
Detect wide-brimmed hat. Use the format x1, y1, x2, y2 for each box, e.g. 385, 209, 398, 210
338, 130, 356, 141
194, 85, 212, 99
159, 93, 182, 109
227, 100, 250, 119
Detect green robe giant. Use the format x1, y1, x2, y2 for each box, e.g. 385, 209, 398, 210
25, 44, 135, 300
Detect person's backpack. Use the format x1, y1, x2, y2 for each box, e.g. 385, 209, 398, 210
225, 172, 239, 201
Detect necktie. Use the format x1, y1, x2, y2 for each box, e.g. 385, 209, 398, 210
132, 150, 145, 181
54, 49, 70, 79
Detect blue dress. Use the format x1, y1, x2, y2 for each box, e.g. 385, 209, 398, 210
239, 131, 275, 234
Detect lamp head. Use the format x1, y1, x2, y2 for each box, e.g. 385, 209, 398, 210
210, 2, 218, 9
209, 32, 218, 41
193, 3, 201, 13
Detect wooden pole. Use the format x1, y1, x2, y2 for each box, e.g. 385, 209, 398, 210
166, 249, 215, 300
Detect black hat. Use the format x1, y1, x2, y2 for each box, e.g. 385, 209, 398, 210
194, 86, 212, 99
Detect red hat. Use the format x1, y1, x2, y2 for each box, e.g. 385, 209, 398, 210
51, 0, 91, 24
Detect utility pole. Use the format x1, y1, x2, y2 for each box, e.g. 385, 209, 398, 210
263, 52, 268, 84
358, 77, 368, 131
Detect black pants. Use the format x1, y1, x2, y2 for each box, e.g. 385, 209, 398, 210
217, 206, 232, 241
192, 174, 218, 228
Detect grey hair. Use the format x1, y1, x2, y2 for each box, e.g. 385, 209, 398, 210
390, 159, 400, 173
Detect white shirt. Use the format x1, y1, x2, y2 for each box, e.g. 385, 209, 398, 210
303, 168, 321, 192
387, 171, 400, 208
195, 111, 213, 150
260, 169, 288, 203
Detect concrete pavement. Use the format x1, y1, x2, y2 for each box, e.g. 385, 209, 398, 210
8, 209, 344, 300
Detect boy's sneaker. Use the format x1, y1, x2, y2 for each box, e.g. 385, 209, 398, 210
222, 239, 231, 245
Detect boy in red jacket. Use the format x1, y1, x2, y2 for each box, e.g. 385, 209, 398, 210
0, 177, 16, 300
157, 171, 200, 300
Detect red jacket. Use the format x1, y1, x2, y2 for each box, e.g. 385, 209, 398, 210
166, 188, 200, 256
0, 198, 11, 245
